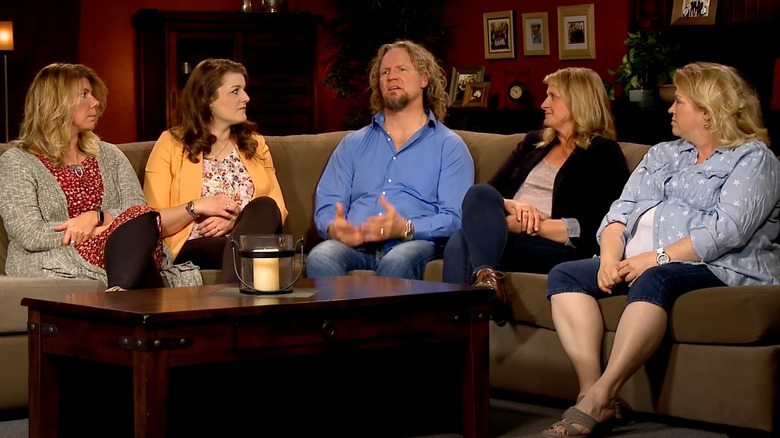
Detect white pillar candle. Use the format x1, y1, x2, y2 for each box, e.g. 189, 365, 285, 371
252, 248, 280, 291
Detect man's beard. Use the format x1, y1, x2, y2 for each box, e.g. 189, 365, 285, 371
384, 93, 410, 112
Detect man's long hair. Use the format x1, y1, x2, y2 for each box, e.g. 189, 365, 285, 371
368, 40, 448, 121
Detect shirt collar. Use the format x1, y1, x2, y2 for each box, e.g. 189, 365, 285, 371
372, 109, 436, 130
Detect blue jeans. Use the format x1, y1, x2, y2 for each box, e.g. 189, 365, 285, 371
306, 239, 438, 280
547, 258, 726, 312
442, 184, 588, 284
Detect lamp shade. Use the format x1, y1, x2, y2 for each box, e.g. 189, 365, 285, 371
0, 22, 13, 51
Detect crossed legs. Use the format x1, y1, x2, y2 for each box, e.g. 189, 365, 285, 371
546, 259, 725, 435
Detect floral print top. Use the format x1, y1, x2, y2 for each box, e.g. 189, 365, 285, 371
189, 149, 254, 239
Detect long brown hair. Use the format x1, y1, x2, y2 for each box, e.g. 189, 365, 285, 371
173, 58, 258, 163
368, 40, 448, 121
16, 63, 107, 166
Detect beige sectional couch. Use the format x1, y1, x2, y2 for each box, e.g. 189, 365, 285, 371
1, 131, 779, 434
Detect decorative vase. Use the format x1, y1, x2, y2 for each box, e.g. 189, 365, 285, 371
628, 89, 655, 109
240, 0, 253, 12
657, 84, 676, 106
259, 0, 285, 12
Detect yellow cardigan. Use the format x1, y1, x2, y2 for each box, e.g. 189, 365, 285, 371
143, 131, 288, 259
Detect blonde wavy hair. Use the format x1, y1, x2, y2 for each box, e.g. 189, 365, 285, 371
368, 40, 448, 121
16, 63, 106, 167
538, 67, 615, 150
673, 62, 769, 147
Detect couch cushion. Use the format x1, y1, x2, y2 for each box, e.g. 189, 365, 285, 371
454, 130, 524, 184
0, 276, 104, 334
118, 141, 156, 183
266, 132, 350, 252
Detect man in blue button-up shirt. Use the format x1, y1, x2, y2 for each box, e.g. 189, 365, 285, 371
307, 40, 474, 279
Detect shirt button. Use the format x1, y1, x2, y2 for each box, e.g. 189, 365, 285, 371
379, 212, 383, 216
392, 156, 397, 160
382, 191, 386, 195
388, 179, 392, 183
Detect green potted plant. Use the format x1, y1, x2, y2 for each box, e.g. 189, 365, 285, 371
608, 31, 681, 108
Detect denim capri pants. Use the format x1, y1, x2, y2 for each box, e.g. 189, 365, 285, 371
547, 258, 726, 312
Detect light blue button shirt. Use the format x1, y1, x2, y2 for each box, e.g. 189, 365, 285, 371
314, 110, 474, 244
598, 138, 780, 286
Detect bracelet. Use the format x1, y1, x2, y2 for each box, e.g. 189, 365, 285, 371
185, 200, 199, 218
96, 210, 104, 227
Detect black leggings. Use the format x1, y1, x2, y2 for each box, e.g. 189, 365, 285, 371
104, 212, 164, 290
174, 197, 283, 283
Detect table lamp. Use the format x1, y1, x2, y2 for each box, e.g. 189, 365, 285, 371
0, 22, 13, 142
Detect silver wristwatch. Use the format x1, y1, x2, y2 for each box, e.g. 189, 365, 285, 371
185, 200, 199, 218
656, 248, 670, 265
402, 219, 414, 241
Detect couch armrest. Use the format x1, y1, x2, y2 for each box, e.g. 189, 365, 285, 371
0, 276, 104, 334
667, 285, 780, 344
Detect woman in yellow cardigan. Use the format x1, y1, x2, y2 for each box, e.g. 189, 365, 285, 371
144, 59, 288, 282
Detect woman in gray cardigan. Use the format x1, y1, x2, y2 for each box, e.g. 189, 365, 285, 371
0, 63, 199, 290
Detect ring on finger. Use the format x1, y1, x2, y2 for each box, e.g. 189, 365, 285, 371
380, 227, 385, 236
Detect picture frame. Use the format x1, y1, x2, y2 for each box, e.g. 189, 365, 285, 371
462, 82, 491, 108
557, 4, 596, 60
448, 66, 485, 107
670, 0, 718, 25
521, 12, 549, 56
483, 11, 515, 60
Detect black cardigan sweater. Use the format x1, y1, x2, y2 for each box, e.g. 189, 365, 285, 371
488, 130, 630, 257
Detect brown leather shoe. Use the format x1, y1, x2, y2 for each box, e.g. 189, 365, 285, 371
474, 268, 507, 326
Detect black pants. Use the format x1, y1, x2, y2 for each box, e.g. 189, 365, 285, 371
104, 211, 164, 290
174, 197, 283, 283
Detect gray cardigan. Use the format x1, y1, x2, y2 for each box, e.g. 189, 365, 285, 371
0, 142, 200, 286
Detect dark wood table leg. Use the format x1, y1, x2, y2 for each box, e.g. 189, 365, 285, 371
28, 310, 59, 438
461, 308, 490, 438
132, 337, 169, 438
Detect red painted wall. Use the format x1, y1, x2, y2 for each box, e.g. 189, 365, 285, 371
442, 0, 631, 111
78, 0, 630, 142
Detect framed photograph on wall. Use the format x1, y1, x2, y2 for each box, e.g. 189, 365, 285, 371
483, 10, 515, 60
462, 82, 491, 107
557, 4, 596, 60
448, 66, 485, 107
521, 12, 549, 56
671, 0, 718, 25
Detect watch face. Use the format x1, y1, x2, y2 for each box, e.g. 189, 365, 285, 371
508, 81, 526, 102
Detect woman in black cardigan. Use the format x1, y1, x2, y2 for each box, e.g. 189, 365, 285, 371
443, 67, 629, 325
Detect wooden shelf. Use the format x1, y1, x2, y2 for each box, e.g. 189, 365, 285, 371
445, 108, 545, 135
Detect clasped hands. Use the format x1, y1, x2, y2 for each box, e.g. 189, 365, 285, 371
193, 194, 239, 238
503, 199, 543, 235
597, 251, 658, 293
328, 196, 404, 247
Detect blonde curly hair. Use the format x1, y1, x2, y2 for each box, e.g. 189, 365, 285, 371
368, 40, 448, 121
673, 62, 769, 147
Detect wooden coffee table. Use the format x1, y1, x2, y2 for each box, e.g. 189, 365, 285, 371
23, 276, 492, 437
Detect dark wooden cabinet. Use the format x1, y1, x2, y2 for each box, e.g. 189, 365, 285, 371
133, 10, 322, 141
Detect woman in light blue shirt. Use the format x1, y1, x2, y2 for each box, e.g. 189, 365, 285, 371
543, 62, 780, 437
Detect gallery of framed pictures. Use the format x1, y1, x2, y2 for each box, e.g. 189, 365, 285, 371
670, 0, 718, 25
483, 10, 515, 60
557, 4, 595, 60
462, 82, 491, 107
448, 66, 485, 107
521, 12, 549, 56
